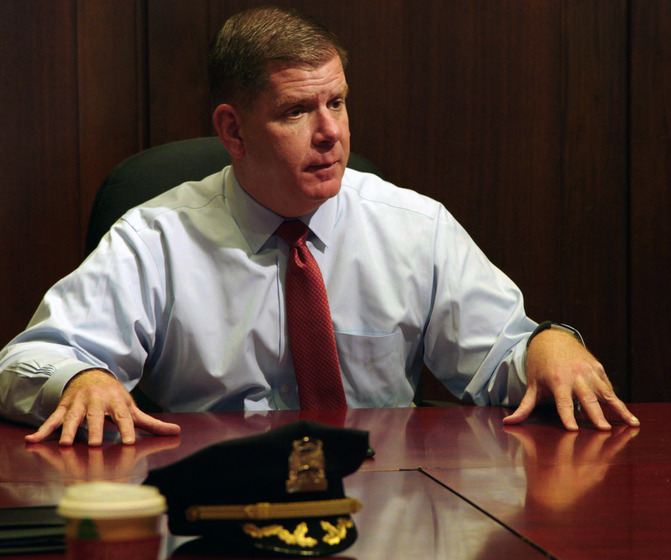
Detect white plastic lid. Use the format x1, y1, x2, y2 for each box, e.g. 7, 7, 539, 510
57, 482, 166, 519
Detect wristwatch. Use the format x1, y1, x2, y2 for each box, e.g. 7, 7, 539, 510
526, 321, 585, 348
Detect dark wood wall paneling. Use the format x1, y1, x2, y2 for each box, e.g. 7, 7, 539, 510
147, 0, 213, 143
1, 1, 668, 401
561, 1, 629, 394
630, 1, 671, 401
0, 1, 81, 344
76, 0, 146, 234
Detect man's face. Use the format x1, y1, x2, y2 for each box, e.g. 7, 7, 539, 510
230, 55, 350, 218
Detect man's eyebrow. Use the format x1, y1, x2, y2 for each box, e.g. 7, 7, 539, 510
275, 96, 308, 110
275, 84, 349, 110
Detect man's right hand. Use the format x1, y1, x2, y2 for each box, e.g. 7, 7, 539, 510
24, 369, 181, 446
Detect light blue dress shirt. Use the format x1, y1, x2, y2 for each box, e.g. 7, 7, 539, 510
0, 167, 536, 425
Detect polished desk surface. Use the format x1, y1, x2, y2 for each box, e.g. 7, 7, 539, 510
0, 404, 663, 559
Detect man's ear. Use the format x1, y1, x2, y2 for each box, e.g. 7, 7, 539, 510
212, 104, 245, 159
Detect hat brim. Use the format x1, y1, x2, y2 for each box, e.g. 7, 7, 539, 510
172, 514, 357, 557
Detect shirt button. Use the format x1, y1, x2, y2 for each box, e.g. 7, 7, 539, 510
281, 384, 291, 394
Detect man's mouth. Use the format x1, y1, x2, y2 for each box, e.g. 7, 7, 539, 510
306, 161, 338, 172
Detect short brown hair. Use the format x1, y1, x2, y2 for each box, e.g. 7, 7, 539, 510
207, 6, 348, 109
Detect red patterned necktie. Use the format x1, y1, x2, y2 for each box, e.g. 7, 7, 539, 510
276, 220, 347, 410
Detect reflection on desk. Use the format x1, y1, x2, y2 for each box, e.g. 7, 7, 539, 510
423, 407, 657, 560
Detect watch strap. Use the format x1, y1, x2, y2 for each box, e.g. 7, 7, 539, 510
526, 321, 585, 348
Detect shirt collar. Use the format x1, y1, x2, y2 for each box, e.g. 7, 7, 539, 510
224, 166, 338, 254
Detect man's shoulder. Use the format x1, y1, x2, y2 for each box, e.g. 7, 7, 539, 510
140, 170, 225, 210
122, 170, 227, 228
341, 168, 440, 219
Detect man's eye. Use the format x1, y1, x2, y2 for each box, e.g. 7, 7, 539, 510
286, 107, 304, 118
330, 99, 344, 110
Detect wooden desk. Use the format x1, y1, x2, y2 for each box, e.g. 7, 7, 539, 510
423, 403, 664, 560
0, 404, 660, 559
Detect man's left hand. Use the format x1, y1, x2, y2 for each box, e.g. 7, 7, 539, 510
503, 329, 640, 430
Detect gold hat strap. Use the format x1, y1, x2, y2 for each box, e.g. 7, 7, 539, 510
186, 497, 362, 522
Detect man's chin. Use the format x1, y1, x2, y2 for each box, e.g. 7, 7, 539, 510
309, 180, 342, 202
301, 169, 343, 196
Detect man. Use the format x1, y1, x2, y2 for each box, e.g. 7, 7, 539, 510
0, 7, 639, 446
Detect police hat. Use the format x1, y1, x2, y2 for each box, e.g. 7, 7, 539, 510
144, 420, 369, 556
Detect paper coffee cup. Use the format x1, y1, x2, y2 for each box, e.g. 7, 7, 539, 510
58, 481, 166, 560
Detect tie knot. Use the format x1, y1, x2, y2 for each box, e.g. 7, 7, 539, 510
276, 220, 309, 248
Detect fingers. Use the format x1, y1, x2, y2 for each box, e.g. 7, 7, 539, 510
545, 374, 640, 431
28, 402, 181, 447
563, 366, 640, 430
132, 410, 181, 437
502, 383, 538, 425
553, 389, 580, 431
596, 385, 640, 428
523, 330, 640, 431
25, 406, 67, 444
571, 380, 610, 431
25, 370, 180, 446
108, 399, 140, 445
60, 402, 97, 446
59, 385, 131, 446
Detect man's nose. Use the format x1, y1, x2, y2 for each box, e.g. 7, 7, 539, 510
313, 108, 343, 146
